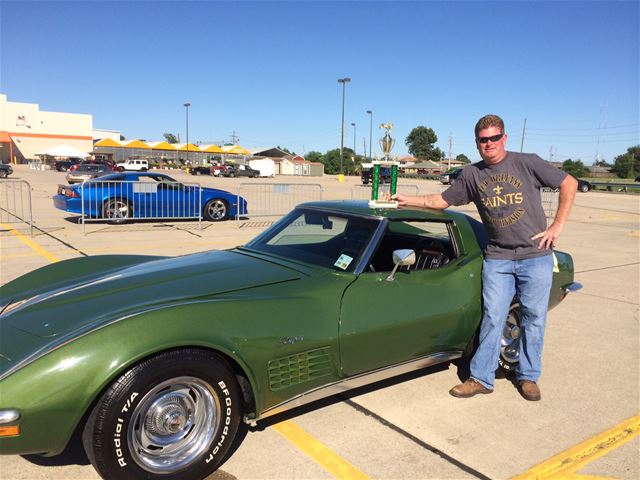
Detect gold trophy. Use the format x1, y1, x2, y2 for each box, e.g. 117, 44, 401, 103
369, 123, 400, 208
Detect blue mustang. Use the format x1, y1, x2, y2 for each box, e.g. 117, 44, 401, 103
53, 172, 247, 222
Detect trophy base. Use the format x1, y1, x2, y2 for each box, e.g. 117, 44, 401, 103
369, 199, 399, 209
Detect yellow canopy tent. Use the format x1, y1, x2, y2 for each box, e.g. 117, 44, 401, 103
199, 144, 224, 153
175, 143, 200, 152
146, 141, 177, 151
123, 139, 151, 149
221, 145, 250, 155
94, 138, 122, 147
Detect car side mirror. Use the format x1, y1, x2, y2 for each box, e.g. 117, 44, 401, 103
385, 249, 416, 282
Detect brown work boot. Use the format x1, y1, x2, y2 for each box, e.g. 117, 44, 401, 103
449, 378, 493, 398
518, 380, 541, 401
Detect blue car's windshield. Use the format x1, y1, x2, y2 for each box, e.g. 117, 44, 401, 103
245, 208, 380, 272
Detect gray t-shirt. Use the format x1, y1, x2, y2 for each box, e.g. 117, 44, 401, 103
441, 152, 567, 259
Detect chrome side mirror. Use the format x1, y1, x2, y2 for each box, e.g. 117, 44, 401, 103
385, 249, 416, 282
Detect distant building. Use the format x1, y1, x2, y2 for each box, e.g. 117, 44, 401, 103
0, 93, 93, 163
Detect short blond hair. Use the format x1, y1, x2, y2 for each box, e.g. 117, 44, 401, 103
475, 114, 505, 137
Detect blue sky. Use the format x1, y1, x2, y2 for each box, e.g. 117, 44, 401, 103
2, 0, 638, 163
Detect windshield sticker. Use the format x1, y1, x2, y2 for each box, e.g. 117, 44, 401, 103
334, 254, 353, 270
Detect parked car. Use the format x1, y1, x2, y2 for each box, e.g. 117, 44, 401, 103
0, 200, 580, 480
189, 165, 228, 176
0, 163, 13, 178
440, 168, 463, 185
223, 164, 260, 178
361, 164, 392, 185
117, 159, 149, 172
53, 172, 247, 222
65, 163, 111, 184
577, 179, 593, 192
53, 158, 81, 172
69, 160, 117, 172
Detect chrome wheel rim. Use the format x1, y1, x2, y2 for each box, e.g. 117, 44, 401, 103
206, 200, 227, 220
105, 200, 129, 219
128, 376, 219, 474
500, 308, 521, 365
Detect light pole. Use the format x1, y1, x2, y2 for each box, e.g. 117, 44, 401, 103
184, 102, 191, 165
366, 110, 373, 161
337, 77, 351, 174
351, 122, 356, 160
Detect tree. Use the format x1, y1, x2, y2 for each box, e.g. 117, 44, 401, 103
119, 134, 126, 141
305, 151, 323, 163
163, 133, 179, 144
455, 153, 471, 164
405, 126, 444, 162
561, 159, 588, 178
277, 146, 295, 155
611, 145, 640, 178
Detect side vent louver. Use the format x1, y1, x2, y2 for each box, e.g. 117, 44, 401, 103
268, 347, 332, 391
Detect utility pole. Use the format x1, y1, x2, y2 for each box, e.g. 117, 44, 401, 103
520, 118, 527, 153
230, 131, 239, 144
448, 133, 452, 170
549, 146, 554, 162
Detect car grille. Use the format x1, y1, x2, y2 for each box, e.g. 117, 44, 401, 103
268, 347, 332, 391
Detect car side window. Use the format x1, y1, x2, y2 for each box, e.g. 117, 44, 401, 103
368, 220, 457, 273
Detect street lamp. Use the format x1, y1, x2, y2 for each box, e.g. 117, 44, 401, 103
366, 110, 373, 161
337, 77, 351, 174
351, 122, 356, 160
184, 102, 191, 165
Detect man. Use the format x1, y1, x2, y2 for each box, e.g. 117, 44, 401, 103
391, 114, 577, 401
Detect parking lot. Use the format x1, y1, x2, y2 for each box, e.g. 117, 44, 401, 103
1, 165, 638, 479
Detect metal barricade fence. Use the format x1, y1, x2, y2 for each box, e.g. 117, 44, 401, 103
237, 183, 323, 219
0, 179, 34, 236
78, 180, 203, 232
350, 183, 420, 200
540, 188, 559, 223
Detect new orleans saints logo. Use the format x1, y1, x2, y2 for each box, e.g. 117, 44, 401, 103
478, 173, 526, 227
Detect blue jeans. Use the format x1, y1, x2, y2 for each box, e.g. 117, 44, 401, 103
470, 254, 554, 390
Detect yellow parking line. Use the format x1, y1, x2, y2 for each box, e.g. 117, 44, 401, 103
512, 414, 640, 479
1, 223, 59, 263
273, 420, 370, 480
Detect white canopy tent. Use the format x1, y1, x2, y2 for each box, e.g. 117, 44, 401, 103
35, 144, 90, 158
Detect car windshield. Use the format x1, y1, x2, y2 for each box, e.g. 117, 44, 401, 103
245, 208, 380, 272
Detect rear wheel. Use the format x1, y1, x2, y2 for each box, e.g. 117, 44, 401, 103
103, 199, 131, 223
204, 199, 228, 221
580, 183, 590, 193
82, 349, 242, 480
0, 171, 7, 179
498, 303, 522, 374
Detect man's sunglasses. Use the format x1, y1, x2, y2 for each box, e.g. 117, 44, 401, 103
476, 134, 504, 144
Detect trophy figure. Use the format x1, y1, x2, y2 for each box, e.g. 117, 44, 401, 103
369, 123, 400, 208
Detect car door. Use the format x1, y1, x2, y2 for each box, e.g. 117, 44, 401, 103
338, 219, 482, 376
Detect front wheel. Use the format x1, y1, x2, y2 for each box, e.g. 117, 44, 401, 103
0, 171, 7, 179
580, 183, 590, 193
83, 349, 242, 480
204, 199, 228, 221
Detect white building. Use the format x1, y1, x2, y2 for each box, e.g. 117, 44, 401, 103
0, 93, 93, 163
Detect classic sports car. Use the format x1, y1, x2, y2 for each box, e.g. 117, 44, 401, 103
0, 201, 580, 479
53, 172, 247, 222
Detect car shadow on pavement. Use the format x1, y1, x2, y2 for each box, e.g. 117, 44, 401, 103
252, 362, 451, 432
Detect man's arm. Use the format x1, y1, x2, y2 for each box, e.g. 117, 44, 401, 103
531, 175, 577, 249
390, 192, 450, 210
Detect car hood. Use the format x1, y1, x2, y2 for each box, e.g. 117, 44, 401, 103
0, 250, 302, 339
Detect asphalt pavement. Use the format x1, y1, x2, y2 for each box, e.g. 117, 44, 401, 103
0, 165, 638, 480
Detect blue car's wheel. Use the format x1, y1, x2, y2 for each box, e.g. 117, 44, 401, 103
103, 199, 131, 223
204, 199, 228, 221
82, 349, 242, 480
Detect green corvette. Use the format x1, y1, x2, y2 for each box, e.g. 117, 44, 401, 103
0, 201, 580, 479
